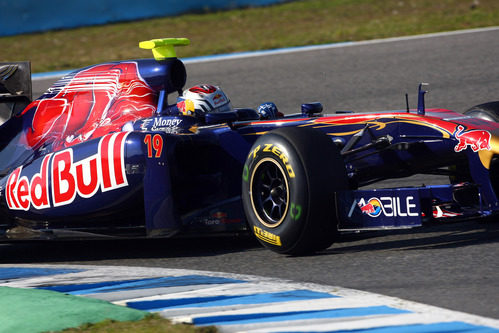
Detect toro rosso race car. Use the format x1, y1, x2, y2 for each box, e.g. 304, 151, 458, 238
1, 38, 499, 254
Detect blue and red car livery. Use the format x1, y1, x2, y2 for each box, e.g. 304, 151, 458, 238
23, 62, 157, 151
0, 38, 498, 254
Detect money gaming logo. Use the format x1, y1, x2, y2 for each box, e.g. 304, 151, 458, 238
358, 198, 382, 217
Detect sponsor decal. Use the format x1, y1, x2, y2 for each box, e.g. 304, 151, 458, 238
213, 93, 227, 106
454, 125, 491, 152
249, 144, 295, 178
253, 226, 282, 246
358, 198, 382, 217
357, 196, 418, 218
211, 211, 241, 224
6, 132, 129, 211
140, 118, 153, 131
192, 212, 242, 226
212, 211, 227, 219
140, 117, 184, 133
152, 117, 182, 130
194, 217, 221, 226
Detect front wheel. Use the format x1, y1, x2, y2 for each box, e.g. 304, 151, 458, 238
242, 127, 348, 255
464, 101, 499, 122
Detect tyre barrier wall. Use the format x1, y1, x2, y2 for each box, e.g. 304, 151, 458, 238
0, 0, 286, 37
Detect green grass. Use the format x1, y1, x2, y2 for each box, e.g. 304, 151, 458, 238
59, 314, 217, 333
1, 0, 499, 73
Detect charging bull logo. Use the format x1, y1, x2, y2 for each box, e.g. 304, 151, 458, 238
358, 198, 382, 217
213, 93, 227, 106
454, 125, 491, 153
357, 196, 419, 218
22, 62, 156, 151
5, 132, 129, 211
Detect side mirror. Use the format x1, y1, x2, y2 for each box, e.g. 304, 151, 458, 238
301, 102, 323, 116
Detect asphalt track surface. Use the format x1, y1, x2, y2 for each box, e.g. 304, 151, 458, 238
3, 28, 499, 320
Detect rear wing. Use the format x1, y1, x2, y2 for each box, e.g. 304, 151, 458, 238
0, 62, 32, 121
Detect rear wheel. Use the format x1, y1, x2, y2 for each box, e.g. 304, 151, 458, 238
242, 127, 348, 255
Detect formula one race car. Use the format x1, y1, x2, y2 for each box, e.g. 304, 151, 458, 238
1, 38, 498, 254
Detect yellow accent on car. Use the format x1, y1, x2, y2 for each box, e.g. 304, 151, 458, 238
253, 226, 282, 246
478, 135, 499, 169
185, 99, 195, 113
139, 38, 190, 60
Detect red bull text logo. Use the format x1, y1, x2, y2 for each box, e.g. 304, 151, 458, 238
5, 132, 129, 211
454, 125, 491, 153
358, 196, 418, 218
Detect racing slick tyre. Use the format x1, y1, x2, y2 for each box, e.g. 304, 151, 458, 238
242, 127, 348, 255
464, 101, 499, 122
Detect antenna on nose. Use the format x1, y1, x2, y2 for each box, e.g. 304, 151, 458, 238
417, 83, 429, 115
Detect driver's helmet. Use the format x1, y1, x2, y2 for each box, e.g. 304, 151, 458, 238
177, 85, 232, 117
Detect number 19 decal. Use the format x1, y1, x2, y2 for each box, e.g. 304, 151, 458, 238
144, 134, 164, 158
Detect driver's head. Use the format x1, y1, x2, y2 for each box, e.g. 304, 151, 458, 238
177, 85, 232, 117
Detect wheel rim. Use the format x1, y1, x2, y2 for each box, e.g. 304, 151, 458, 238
249, 158, 289, 228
